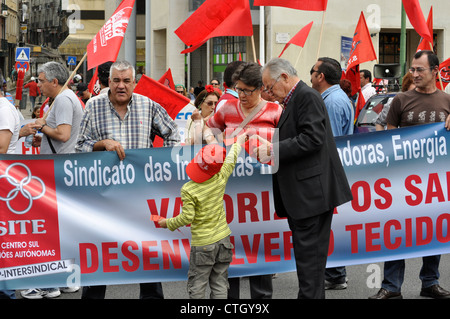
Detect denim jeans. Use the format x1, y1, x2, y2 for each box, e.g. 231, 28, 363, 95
187, 236, 233, 299
382, 255, 441, 292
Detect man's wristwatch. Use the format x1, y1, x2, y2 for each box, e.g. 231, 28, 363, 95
40, 124, 47, 131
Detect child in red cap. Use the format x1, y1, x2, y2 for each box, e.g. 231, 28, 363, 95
159, 134, 247, 299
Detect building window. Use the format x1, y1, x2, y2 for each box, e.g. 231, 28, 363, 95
212, 36, 246, 76
379, 33, 401, 64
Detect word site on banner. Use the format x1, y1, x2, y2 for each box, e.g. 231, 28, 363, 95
0, 123, 450, 289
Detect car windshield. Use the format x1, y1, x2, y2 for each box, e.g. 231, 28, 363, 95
357, 95, 394, 125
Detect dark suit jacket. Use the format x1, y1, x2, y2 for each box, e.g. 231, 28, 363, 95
272, 81, 352, 220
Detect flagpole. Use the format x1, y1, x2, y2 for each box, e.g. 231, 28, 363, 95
43, 52, 88, 120
251, 35, 257, 63
429, 42, 444, 89
316, 11, 326, 59
294, 47, 304, 69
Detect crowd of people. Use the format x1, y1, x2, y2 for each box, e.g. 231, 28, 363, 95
1, 50, 450, 300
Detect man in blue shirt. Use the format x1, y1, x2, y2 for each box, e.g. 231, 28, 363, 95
311, 57, 354, 136
310, 57, 354, 290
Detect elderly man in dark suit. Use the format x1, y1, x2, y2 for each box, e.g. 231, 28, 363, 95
255, 58, 353, 299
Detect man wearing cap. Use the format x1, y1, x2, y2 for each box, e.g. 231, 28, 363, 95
76, 82, 91, 104
159, 134, 247, 299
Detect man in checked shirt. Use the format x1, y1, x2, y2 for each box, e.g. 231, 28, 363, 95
76, 61, 180, 160
76, 61, 180, 299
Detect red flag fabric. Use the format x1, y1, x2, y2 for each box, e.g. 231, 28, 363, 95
354, 88, 366, 121
278, 21, 313, 57
437, 57, 450, 90
15, 69, 25, 100
347, 12, 377, 71
175, 0, 253, 54
134, 75, 192, 147
134, 75, 191, 120
402, 0, 433, 46
345, 65, 360, 98
87, 0, 136, 70
158, 68, 175, 90
88, 67, 99, 96
416, 6, 433, 52
254, 0, 327, 11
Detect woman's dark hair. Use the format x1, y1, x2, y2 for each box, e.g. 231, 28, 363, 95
231, 62, 263, 89
194, 86, 220, 108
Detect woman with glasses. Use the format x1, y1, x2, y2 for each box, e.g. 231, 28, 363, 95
204, 62, 282, 299
185, 85, 221, 145
204, 63, 282, 152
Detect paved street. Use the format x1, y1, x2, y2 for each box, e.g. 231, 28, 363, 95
14, 254, 450, 299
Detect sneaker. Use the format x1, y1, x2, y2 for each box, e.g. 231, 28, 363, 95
60, 286, 80, 293
20, 288, 60, 299
325, 280, 348, 290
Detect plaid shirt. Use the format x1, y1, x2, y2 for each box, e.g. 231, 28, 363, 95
283, 80, 300, 107
76, 92, 180, 153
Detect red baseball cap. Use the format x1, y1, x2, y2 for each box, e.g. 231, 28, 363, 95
186, 144, 227, 183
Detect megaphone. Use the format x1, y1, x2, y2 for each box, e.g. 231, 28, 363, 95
373, 64, 401, 79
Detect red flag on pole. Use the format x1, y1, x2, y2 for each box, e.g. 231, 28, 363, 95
345, 64, 367, 121
402, 0, 433, 46
87, 0, 136, 70
134, 75, 191, 120
88, 67, 99, 95
134, 75, 193, 147
437, 57, 450, 90
416, 6, 433, 52
346, 12, 377, 71
175, 0, 253, 54
158, 69, 175, 90
254, 0, 328, 11
278, 21, 313, 57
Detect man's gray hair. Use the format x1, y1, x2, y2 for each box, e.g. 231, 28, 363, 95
38, 61, 69, 86
262, 58, 298, 79
110, 61, 136, 80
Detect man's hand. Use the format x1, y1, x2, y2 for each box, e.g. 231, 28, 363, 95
101, 139, 126, 161
445, 115, 450, 131
250, 135, 272, 164
19, 122, 41, 138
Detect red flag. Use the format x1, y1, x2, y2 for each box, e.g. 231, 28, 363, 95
416, 6, 433, 52
402, 0, 433, 45
345, 65, 360, 98
87, 0, 136, 70
135, 75, 191, 120
347, 12, 377, 71
354, 88, 366, 121
278, 21, 313, 57
88, 67, 99, 95
134, 75, 193, 147
158, 68, 175, 90
437, 57, 450, 90
15, 69, 25, 100
254, 0, 327, 11
175, 0, 253, 54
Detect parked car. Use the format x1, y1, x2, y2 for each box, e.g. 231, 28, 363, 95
354, 92, 398, 134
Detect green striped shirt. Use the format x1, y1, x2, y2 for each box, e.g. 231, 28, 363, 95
166, 143, 241, 246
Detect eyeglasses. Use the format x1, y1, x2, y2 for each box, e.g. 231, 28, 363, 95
176, 90, 185, 94
310, 68, 320, 75
235, 87, 259, 96
409, 67, 433, 74
203, 101, 217, 107
211, 82, 219, 86
263, 75, 281, 94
